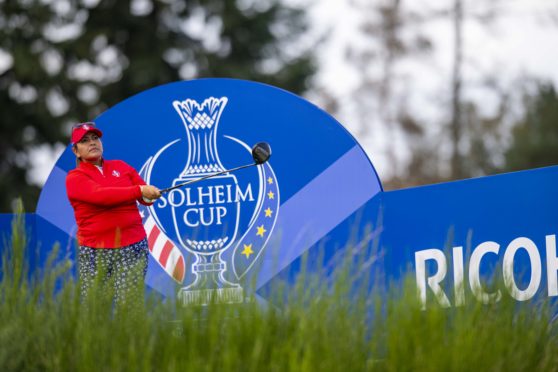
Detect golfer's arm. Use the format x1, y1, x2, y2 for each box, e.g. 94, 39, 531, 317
66, 174, 141, 206
125, 164, 155, 206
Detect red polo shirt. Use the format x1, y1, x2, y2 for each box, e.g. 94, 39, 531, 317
66, 159, 152, 248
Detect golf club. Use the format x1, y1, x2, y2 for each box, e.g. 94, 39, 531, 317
160, 142, 271, 194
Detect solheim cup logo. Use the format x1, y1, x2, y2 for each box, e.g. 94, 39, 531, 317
138, 97, 280, 305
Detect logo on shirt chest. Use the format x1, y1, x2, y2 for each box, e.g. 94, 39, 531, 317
112, 170, 120, 177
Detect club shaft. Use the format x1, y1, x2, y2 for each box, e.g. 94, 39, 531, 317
160, 163, 256, 193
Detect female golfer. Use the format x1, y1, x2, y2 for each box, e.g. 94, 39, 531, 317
66, 122, 161, 307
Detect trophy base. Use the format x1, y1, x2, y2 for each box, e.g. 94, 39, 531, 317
178, 287, 244, 306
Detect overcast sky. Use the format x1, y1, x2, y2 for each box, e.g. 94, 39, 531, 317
304, 0, 558, 178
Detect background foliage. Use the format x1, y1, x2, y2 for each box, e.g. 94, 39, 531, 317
505, 84, 558, 172
1, 0, 558, 211
0, 0, 314, 211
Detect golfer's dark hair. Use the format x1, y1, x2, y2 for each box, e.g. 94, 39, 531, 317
73, 144, 81, 167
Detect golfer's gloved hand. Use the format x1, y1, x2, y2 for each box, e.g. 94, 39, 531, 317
140, 185, 161, 201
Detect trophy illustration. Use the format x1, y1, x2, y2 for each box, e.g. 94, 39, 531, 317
171, 97, 243, 305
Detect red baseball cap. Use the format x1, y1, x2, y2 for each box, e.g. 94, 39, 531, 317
71, 122, 103, 145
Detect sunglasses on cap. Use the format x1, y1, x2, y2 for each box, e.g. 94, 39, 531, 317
72, 121, 97, 129
71, 121, 103, 144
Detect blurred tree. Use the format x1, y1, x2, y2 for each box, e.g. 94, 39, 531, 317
449, 0, 464, 180
324, 0, 511, 189
505, 84, 558, 171
0, 0, 315, 212
384, 94, 508, 189
341, 0, 433, 178
448, 0, 505, 181
0, 0, 61, 212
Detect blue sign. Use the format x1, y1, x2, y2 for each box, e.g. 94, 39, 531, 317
33, 79, 383, 303
379, 165, 558, 308
1, 78, 556, 310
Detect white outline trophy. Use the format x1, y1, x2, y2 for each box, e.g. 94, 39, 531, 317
171, 97, 243, 305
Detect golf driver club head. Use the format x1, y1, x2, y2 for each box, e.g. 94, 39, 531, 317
252, 142, 271, 164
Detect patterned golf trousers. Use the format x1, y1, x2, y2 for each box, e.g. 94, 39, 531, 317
78, 238, 149, 309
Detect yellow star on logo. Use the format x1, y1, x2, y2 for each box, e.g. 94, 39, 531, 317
267, 191, 274, 199
256, 225, 267, 237
241, 244, 254, 259
267, 177, 273, 184
265, 207, 273, 217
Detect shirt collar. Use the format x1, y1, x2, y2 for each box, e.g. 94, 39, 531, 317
79, 158, 104, 170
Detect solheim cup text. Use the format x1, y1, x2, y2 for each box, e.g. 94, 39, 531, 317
155, 183, 255, 227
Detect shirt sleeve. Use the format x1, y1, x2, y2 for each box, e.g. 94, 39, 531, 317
66, 171, 142, 207
122, 161, 155, 206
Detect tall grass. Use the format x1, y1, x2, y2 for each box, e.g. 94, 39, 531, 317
1, 213, 558, 371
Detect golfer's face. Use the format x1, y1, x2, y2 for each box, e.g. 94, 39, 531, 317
75, 132, 103, 161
